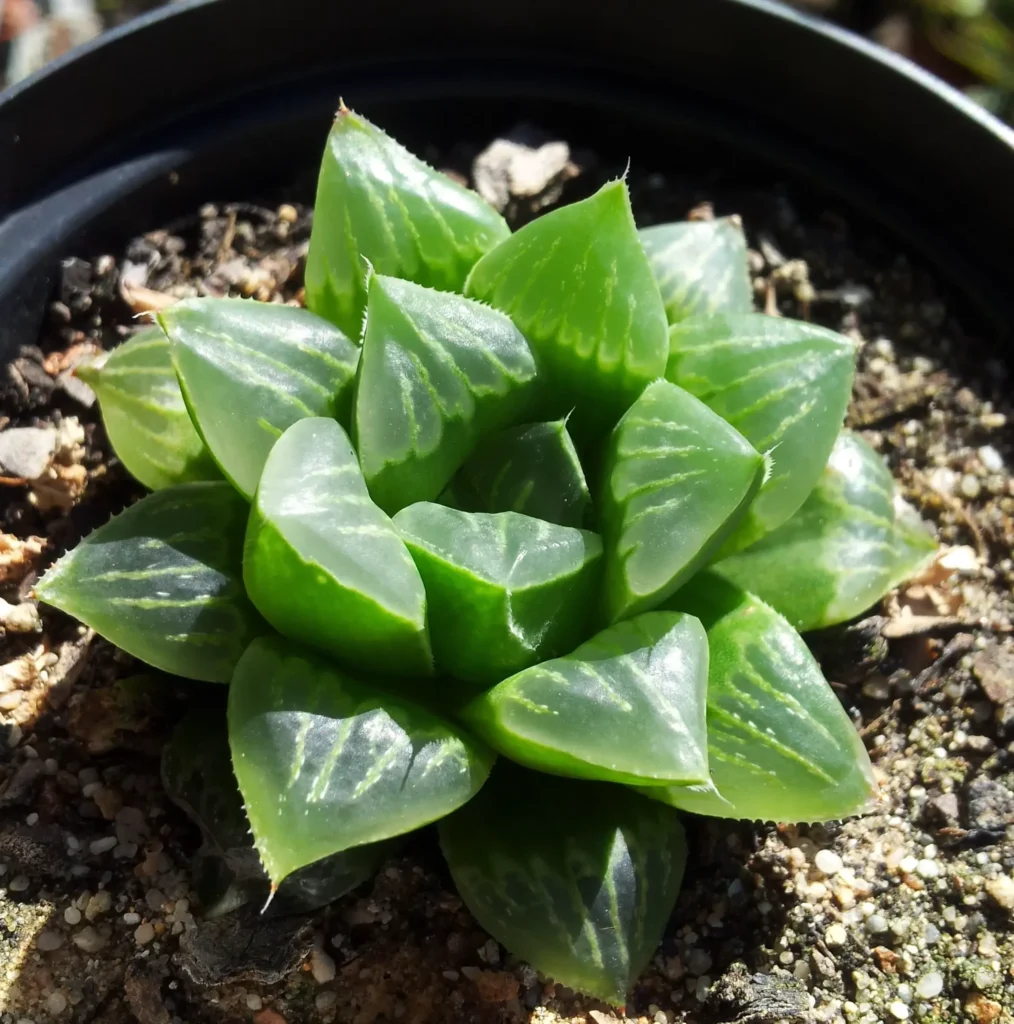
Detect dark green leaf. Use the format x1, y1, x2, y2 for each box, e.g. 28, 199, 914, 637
651, 573, 877, 821
229, 635, 493, 885
163, 706, 390, 916
667, 312, 856, 553
354, 274, 539, 514
78, 328, 220, 491
639, 217, 753, 324
465, 180, 668, 433
159, 297, 359, 499
440, 765, 687, 1005
601, 380, 765, 623
712, 432, 936, 632
304, 106, 510, 339
462, 611, 708, 785
244, 417, 432, 678
35, 483, 264, 683
440, 419, 589, 527
393, 503, 602, 687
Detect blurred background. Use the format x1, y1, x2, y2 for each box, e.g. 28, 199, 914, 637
2, 0, 1013, 122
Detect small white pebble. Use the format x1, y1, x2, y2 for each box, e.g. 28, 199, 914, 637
134, 921, 155, 946
43, 758, 58, 774
9, 874, 30, 892
915, 972, 943, 999
123, 912, 141, 925
46, 991, 68, 1015
37, 930, 64, 951
311, 946, 336, 984
825, 924, 847, 947
22, 744, 38, 759
63, 907, 81, 925
916, 859, 940, 879
245, 994, 262, 1011
89, 836, 117, 856
960, 474, 981, 499
978, 446, 1004, 472
889, 1000, 910, 1020
815, 850, 844, 876
25, 812, 38, 826
81, 781, 102, 799
899, 856, 918, 875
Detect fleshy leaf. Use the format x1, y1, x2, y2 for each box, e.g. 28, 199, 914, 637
163, 706, 390, 916
712, 432, 936, 631
244, 417, 431, 677
159, 297, 359, 499
229, 635, 493, 885
35, 483, 264, 682
440, 419, 589, 527
440, 765, 686, 1005
78, 328, 221, 491
354, 274, 540, 514
649, 573, 877, 821
462, 611, 709, 786
639, 217, 753, 324
465, 180, 668, 433
667, 312, 856, 553
393, 503, 602, 687
305, 106, 510, 339
601, 379, 765, 623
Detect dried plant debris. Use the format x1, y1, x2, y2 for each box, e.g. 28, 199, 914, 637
1, 136, 1013, 1023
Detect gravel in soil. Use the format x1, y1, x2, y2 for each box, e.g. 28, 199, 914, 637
1, 129, 1013, 1024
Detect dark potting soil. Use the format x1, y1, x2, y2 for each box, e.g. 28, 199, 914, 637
0, 131, 1012, 1024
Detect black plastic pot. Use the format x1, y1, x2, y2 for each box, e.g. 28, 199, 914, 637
2, 0, 1013, 363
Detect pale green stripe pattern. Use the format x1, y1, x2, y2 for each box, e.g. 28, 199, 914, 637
355, 274, 539, 515
304, 107, 509, 339
81, 328, 220, 491
440, 767, 686, 1005
229, 636, 493, 886
639, 217, 753, 324
713, 431, 936, 631
160, 297, 359, 499
35, 482, 264, 683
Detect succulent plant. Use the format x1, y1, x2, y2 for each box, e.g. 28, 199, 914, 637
39, 107, 935, 1004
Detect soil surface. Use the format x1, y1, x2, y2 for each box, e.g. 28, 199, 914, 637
1, 130, 1013, 1024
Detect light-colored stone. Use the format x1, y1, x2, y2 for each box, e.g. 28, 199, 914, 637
0, 427, 57, 479
815, 849, 844, 876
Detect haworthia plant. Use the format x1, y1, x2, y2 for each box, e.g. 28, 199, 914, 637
354, 273, 540, 514
440, 418, 589, 527
36, 483, 264, 682
305, 106, 510, 339
244, 417, 432, 677
640, 216, 753, 324
667, 312, 856, 554
160, 298, 359, 499
466, 180, 668, 433
713, 432, 936, 632
77, 328, 221, 491
39, 107, 936, 1003
440, 766, 687, 1005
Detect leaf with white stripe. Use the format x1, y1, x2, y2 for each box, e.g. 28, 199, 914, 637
640, 217, 753, 324
244, 417, 432, 677
78, 328, 221, 491
160, 297, 359, 499
305, 106, 510, 339
440, 765, 687, 1005
354, 274, 539, 514
35, 483, 264, 682
712, 432, 936, 631
393, 503, 602, 688
601, 380, 765, 623
229, 635, 493, 886
667, 312, 856, 554
163, 706, 393, 916
465, 180, 668, 435
462, 611, 708, 786
647, 573, 877, 821
440, 419, 589, 527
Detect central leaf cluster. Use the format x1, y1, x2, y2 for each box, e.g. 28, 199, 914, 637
38, 109, 936, 1004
